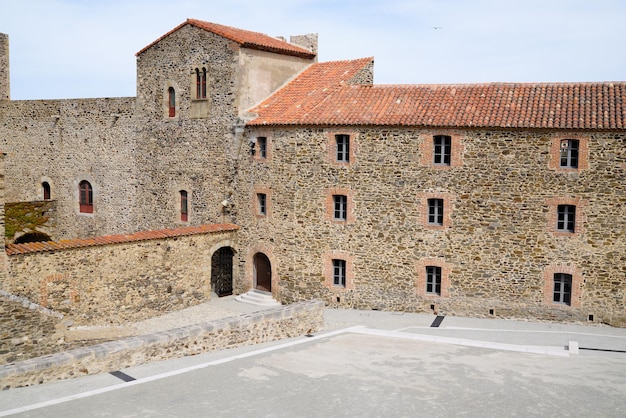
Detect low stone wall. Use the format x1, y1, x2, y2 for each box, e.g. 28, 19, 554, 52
0, 300, 324, 389
2, 224, 239, 326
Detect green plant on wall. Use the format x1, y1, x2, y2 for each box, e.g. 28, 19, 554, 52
5, 201, 54, 241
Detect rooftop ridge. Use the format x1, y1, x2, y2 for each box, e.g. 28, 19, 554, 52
6, 223, 239, 255
137, 19, 316, 59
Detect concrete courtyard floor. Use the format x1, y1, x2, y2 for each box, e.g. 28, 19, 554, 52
1, 296, 625, 417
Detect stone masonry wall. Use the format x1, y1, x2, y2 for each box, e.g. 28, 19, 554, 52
235, 126, 626, 326
0, 98, 139, 240
0, 300, 324, 389
3, 228, 238, 326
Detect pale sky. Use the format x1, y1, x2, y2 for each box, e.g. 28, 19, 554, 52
0, 0, 624, 100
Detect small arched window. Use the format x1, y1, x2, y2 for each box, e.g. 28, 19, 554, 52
180, 190, 188, 222
79, 180, 93, 213
168, 87, 176, 117
42, 182, 51, 200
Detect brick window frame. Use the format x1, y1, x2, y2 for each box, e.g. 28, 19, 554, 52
325, 187, 355, 224
253, 186, 271, 219
420, 131, 463, 168
542, 263, 583, 308
545, 196, 587, 237
548, 134, 589, 172
417, 191, 454, 230
326, 130, 357, 166
416, 258, 452, 298
323, 250, 355, 291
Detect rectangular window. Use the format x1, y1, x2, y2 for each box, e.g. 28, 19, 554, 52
426, 266, 442, 295
433, 135, 451, 165
333, 195, 347, 221
560, 139, 579, 168
428, 198, 444, 225
180, 190, 188, 222
553, 273, 572, 305
258, 137, 267, 159
336, 134, 350, 163
257, 193, 267, 216
332, 259, 346, 287
196, 68, 207, 99
557, 205, 576, 232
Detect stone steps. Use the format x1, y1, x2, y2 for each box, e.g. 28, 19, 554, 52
235, 290, 281, 307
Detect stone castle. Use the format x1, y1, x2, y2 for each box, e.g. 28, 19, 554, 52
0, 19, 624, 326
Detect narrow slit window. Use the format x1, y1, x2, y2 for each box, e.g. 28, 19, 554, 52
168, 87, 176, 117
196, 68, 207, 99
79, 180, 93, 214
42, 182, 51, 200
180, 190, 188, 222
257, 193, 267, 216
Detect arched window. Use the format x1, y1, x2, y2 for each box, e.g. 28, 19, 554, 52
79, 180, 93, 213
42, 181, 51, 200
168, 87, 176, 117
180, 190, 188, 222
196, 67, 207, 99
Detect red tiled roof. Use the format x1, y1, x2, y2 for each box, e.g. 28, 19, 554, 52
248, 57, 375, 125
5, 224, 239, 255
248, 61, 626, 130
137, 19, 316, 59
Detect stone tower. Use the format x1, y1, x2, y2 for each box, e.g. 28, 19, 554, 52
0, 33, 9, 100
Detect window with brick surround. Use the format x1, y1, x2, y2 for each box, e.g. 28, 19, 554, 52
546, 197, 586, 237
180, 190, 188, 222
332, 259, 346, 287
416, 258, 451, 298
553, 273, 572, 305
421, 132, 463, 168
327, 131, 356, 165
257, 137, 267, 159
557, 204, 576, 233
549, 135, 588, 171
428, 198, 444, 226
542, 263, 582, 308
79, 180, 93, 214
426, 266, 442, 295
433, 135, 451, 165
323, 251, 355, 291
419, 192, 453, 229
195, 67, 207, 99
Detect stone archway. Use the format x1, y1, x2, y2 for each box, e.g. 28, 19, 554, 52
253, 252, 272, 292
211, 247, 234, 297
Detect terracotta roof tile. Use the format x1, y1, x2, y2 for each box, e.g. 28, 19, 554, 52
248, 61, 626, 131
5, 224, 239, 255
137, 19, 316, 59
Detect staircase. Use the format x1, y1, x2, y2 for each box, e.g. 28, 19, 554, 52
235, 289, 281, 307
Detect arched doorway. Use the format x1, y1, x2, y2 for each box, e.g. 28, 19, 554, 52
211, 247, 234, 297
253, 253, 272, 292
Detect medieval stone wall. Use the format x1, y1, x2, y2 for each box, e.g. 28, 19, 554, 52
3, 229, 238, 327
235, 126, 626, 325
0, 98, 138, 239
